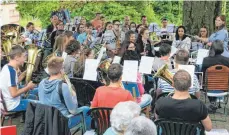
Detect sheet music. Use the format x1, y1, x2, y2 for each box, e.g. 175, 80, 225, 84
196, 49, 209, 65
205, 129, 229, 135
83, 59, 99, 81
122, 60, 138, 82
154, 47, 160, 51
112, 56, 121, 64
139, 56, 154, 74
167, 24, 175, 33
97, 46, 106, 61
170, 45, 178, 58
178, 65, 195, 88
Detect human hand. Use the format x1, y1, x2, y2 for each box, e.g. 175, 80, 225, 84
18, 70, 26, 81
27, 81, 36, 90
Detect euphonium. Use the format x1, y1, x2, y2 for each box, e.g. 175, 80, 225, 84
154, 64, 173, 85
62, 73, 75, 95
25, 45, 42, 84
98, 58, 112, 74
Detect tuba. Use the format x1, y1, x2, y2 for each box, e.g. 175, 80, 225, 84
25, 44, 42, 84
154, 64, 173, 85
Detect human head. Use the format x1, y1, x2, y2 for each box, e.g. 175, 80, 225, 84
110, 101, 141, 134
108, 63, 123, 83
85, 23, 93, 34
130, 22, 136, 32
161, 18, 168, 28
175, 49, 189, 65
9, 45, 26, 66
26, 22, 35, 32
124, 116, 157, 135
95, 12, 101, 20
140, 28, 149, 40
124, 16, 130, 25
124, 30, 136, 43
57, 21, 64, 30
105, 22, 113, 31
173, 70, 191, 92
215, 15, 226, 30
209, 40, 224, 57
54, 34, 66, 52
175, 26, 187, 40
159, 43, 171, 57
198, 26, 208, 38
63, 30, 74, 41
65, 40, 81, 57
82, 48, 95, 59
77, 23, 85, 33
47, 56, 64, 76
80, 17, 87, 25
127, 42, 136, 51
141, 15, 147, 24
113, 20, 121, 31
136, 24, 146, 34
50, 15, 59, 26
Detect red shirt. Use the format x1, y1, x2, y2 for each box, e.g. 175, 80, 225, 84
91, 19, 102, 30
91, 86, 134, 108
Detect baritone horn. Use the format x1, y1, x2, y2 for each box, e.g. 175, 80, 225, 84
154, 64, 173, 85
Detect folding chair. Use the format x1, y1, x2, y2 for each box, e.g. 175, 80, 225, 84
204, 65, 229, 121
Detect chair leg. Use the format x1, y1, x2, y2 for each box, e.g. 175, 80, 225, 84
1, 115, 5, 126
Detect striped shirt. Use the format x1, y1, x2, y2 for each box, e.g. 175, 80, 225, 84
158, 70, 200, 94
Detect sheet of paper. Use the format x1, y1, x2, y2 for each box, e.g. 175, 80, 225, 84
122, 60, 138, 82
178, 65, 195, 88
62, 52, 67, 62
205, 129, 229, 135
167, 24, 175, 33
97, 46, 106, 61
196, 49, 209, 65
83, 59, 99, 81
170, 45, 178, 58
112, 56, 121, 64
139, 56, 154, 74
154, 47, 159, 51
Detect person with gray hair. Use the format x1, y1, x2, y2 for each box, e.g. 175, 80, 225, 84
104, 101, 141, 135
124, 116, 157, 135
155, 70, 212, 132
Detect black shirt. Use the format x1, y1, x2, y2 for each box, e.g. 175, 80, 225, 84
155, 97, 208, 122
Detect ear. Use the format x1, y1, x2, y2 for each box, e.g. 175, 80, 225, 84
171, 80, 175, 88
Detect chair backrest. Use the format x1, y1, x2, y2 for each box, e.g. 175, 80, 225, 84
206, 65, 229, 91
122, 82, 140, 98
88, 107, 113, 135
155, 118, 205, 135
70, 77, 96, 106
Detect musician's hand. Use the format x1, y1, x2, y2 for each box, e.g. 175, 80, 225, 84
18, 70, 26, 81
27, 81, 36, 91
207, 42, 212, 46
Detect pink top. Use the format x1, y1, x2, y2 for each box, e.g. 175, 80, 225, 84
137, 73, 145, 102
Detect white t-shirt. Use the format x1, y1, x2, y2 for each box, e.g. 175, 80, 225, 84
0, 65, 20, 111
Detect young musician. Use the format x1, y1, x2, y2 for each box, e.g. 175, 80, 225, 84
194, 26, 209, 46
77, 23, 97, 47
119, 30, 136, 56
207, 15, 229, 57
22, 22, 39, 45
160, 18, 169, 40
73, 23, 85, 40
172, 25, 191, 51
141, 15, 148, 27
46, 14, 60, 37
0, 45, 36, 111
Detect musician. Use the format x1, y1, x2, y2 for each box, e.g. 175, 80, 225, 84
91, 64, 134, 108
122, 16, 131, 33
50, 21, 65, 48
38, 56, 91, 130
21, 22, 39, 45
194, 26, 209, 48
46, 14, 60, 37
172, 25, 191, 51
121, 41, 140, 65
113, 20, 125, 43
155, 70, 212, 131
141, 15, 148, 27
0, 45, 36, 112
77, 23, 97, 47
136, 28, 154, 57
119, 30, 136, 56
130, 22, 137, 32
207, 15, 229, 57
157, 49, 200, 98
98, 21, 113, 37
159, 18, 169, 40
152, 43, 173, 71
73, 23, 85, 40
63, 40, 81, 77
80, 17, 87, 26
53, 34, 69, 56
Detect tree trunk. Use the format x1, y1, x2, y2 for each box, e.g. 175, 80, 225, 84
183, 1, 222, 36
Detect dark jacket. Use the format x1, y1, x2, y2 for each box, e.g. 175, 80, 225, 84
202, 55, 229, 73
22, 102, 70, 135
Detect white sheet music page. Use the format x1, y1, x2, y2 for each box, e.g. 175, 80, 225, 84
122, 60, 138, 82
205, 129, 229, 135
178, 65, 195, 88
139, 56, 154, 74
83, 59, 99, 81
97, 46, 106, 61
196, 49, 209, 65
112, 56, 121, 64
170, 45, 178, 58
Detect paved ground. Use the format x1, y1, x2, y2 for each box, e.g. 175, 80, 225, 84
2, 91, 229, 135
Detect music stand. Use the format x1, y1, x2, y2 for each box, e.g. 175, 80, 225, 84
149, 23, 161, 35
166, 24, 176, 33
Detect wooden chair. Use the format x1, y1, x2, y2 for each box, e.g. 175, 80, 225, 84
155, 118, 205, 135
88, 108, 113, 135
204, 65, 229, 121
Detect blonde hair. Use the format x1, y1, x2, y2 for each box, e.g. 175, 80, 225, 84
47, 56, 64, 75
53, 34, 66, 53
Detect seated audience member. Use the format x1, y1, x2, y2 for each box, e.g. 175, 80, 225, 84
63, 40, 81, 77
73, 23, 85, 40
201, 40, 229, 112
157, 49, 200, 98
0, 45, 36, 111
38, 56, 91, 129
153, 43, 173, 71
124, 116, 157, 135
172, 26, 191, 51
104, 101, 141, 135
91, 64, 134, 108
155, 70, 212, 131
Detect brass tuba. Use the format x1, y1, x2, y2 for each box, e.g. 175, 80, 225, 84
25, 44, 42, 84
154, 64, 173, 85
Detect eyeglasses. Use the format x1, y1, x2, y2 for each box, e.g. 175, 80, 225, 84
114, 24, 120, 26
